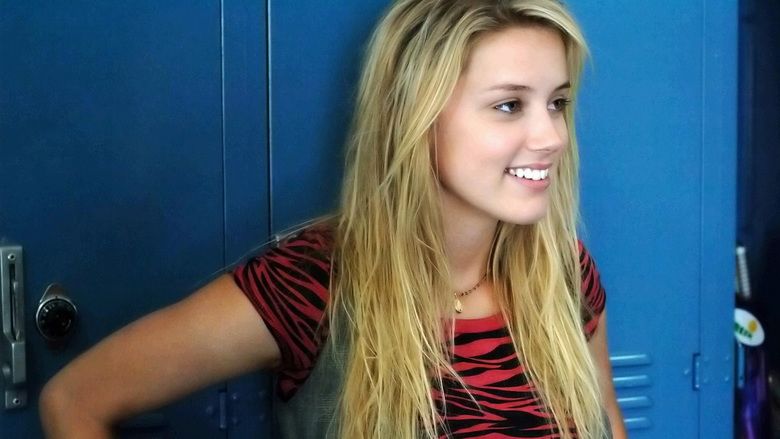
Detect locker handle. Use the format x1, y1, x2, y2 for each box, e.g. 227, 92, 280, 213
0, 245, 27, 409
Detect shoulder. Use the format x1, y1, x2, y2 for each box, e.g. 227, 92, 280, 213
266, 224, 334, 286
236, 224, 334, 294
232, 224, 334, 380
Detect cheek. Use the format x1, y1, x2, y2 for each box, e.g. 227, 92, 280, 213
436, 117, 476, 167
483, 128, 522, 157
442, 129, 509, 173
557, 119, 570, 148
436, 111, 514, 173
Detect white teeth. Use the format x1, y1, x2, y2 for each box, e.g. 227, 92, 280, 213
507, 167, 550, 181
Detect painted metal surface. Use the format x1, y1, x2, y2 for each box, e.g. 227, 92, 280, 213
0, 1, 227, 437
572, 0, 736, 437
268, 0, 390, 231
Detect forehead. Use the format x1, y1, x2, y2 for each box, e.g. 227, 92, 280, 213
460, 25, 568, 91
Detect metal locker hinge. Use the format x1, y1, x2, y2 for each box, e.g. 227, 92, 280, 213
0, 245, 27, 409
692, 353, 701, 391
219, 389, 228, 431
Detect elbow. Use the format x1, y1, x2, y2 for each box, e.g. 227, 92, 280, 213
39, 375, 82, 437
39, 377, 68, 429
39, 375, 112, 438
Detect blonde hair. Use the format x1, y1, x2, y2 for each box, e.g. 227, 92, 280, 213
330, 0, 605, 438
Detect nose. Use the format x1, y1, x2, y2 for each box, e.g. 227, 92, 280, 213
526, 107, 566, 152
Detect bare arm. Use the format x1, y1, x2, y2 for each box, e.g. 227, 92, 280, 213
39, 274, 280, 438
588, 309, 628, 439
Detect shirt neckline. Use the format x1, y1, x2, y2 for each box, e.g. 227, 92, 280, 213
453, 312, 505, 333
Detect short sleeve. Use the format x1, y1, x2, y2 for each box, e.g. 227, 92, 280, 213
578, 240, 606, 340
231, 227, 333, 398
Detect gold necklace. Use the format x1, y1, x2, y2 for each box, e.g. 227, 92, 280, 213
454, 272, 487, 314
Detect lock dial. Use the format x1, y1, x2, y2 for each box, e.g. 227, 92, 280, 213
36, 284, 77, 344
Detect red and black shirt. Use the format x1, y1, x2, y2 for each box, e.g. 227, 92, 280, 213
233, 226, 606, 438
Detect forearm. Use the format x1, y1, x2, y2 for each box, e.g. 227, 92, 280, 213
38, 275, 279, 438
603, 389, 627, 439
42, 416, 112, 439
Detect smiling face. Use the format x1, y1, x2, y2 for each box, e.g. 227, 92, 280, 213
435, 25, 570, 228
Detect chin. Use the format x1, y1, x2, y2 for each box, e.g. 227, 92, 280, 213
503, 214, 547, 226
497, 204, 549, 225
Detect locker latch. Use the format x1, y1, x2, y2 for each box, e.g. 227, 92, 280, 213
0, 245, 27, 409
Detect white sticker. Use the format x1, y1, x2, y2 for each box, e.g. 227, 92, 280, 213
734, 308, 764, 346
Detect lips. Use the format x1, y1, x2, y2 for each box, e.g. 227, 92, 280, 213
507, 162, 552, 170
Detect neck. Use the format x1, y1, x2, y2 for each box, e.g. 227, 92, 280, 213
441, 207, 497, 291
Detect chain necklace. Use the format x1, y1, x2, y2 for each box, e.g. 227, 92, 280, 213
454, 272, 487, 314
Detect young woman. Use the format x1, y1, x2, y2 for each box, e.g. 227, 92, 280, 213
40, 0, 627, 438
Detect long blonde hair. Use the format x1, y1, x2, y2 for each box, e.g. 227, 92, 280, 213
331, 0, 604, 437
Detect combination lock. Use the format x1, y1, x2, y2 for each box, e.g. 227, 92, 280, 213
36, 284, 77, 346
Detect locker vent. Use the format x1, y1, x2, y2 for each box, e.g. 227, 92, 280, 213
610, 352, 653, 431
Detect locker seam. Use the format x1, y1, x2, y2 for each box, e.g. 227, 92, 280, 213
220, 0, 227, 269
266, 0, 274, 237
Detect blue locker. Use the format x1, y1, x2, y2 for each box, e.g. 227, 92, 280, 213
1, 1, 232, 437
571, 1, 736, 437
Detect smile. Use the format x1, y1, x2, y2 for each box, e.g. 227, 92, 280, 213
506, 167, 550, 181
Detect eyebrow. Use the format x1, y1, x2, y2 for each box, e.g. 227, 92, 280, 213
483, 81, 571, 93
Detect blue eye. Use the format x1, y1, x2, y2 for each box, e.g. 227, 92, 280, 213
548, 98, 572, 112
495, 100, 521, 114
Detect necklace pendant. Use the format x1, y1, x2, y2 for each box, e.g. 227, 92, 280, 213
455, 298, 463, 314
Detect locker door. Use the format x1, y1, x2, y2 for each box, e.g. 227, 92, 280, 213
222, 0, 273, 436
268, 0, 391, 231
572, 1, 736, 438
0, 2, 231, 437
219, 3, 393, 436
